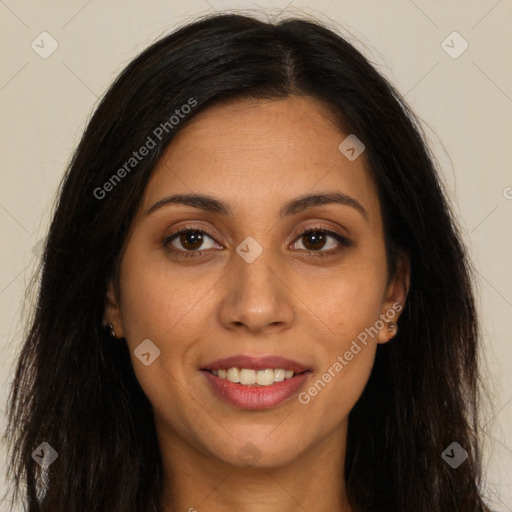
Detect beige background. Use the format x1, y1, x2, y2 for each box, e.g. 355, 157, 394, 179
1, 1, 511, 510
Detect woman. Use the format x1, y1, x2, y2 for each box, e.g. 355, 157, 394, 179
4, 12, 491, 512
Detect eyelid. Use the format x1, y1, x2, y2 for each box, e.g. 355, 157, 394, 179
163, 222, 222, 243
164, 222, 349, 247
289, 223, 352, 256
162, 224, 221, 251
290, 222, 349, 243
163, 221, 352, 261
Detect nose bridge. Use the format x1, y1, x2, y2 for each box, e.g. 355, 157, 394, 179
219, 239, 294, 332
237, 247, 276, 298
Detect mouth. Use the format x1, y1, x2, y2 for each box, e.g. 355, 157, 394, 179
200, 355, 313, 410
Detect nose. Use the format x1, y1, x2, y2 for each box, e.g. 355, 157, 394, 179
218, 248, 294, 335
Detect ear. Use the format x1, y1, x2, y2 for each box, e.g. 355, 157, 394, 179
377, 249, 410, 344
103, 279, 125, 339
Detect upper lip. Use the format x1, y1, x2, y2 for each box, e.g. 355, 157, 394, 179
201, 355, 311, 373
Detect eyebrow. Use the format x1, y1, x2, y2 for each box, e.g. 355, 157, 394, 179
145, 191, 368, 221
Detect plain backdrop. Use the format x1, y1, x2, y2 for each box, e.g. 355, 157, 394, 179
1, 1, 511, 510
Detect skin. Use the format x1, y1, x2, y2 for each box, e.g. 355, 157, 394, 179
105, 95, 410, 512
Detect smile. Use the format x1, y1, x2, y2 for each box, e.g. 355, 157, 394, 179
208, 367, 297, 386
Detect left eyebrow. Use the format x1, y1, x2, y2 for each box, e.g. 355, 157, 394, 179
145, 191, 368, 221
279, 191, 368, 221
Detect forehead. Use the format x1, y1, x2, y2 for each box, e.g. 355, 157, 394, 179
140, 95, 381, 227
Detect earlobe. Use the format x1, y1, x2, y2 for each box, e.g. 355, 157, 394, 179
377, 312, 401, 345
103, 279, 124, 339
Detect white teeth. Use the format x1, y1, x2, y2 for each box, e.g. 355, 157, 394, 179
274, 369, 285, 382
227, 367, 240, 383
256, 369, 274, 386
209, 368, 299, 386
239, 369, 256, 385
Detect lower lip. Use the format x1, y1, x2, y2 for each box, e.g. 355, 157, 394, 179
201, 370, 311, 410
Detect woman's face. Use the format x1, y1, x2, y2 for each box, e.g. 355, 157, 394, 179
106, 95, 408, 471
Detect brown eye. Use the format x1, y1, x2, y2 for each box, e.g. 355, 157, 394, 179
301, 231, 329, 251
177, 231, 205, 250
291, 229, 350, 256
164, 229, 219, 256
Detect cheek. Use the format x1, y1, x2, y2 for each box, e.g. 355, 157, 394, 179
294, 262, 385, 416
305, 263, 386, 345
298, 284, 379, 430
116, 253, 206, 417
118, 247, 210, 346
116, 244, 227, 388
121, 276, 175, 338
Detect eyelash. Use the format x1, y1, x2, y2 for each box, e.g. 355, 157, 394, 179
162, 224, 352, 260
